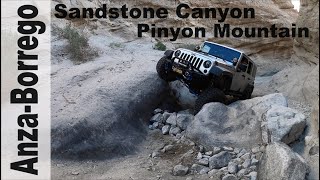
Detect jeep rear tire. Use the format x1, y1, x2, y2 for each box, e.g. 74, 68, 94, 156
194, 88, 226, 114
241, 85, 254, 100
156, 57, 176, 82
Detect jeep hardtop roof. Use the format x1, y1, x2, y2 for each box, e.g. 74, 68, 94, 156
204, 41, 244, 55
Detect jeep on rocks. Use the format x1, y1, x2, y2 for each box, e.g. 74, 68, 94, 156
156, 41, 257, 113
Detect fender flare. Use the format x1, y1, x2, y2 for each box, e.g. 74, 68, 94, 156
209, 66, 233, 77
164, 50, 174, 59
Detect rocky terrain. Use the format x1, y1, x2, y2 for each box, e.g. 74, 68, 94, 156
51, 0, 319, 179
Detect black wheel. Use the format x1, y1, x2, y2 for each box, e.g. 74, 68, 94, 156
156, 57, 176, 82
240, 85, 254, 100
194, 88, 226, 114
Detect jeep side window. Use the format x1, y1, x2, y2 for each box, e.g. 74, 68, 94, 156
238, 56, 248, 72
247, 62, 253, 75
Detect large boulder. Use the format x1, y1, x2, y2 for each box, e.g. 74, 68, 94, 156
169, 81, 197, 108
262, 105, 306, 144
185, 93, 288, 148
258, 142, 308, 180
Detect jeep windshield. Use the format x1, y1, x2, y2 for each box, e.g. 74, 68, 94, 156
200, 42, 241, 63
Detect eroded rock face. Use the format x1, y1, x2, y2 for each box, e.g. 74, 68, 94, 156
51, 63, 169, 159
262, 105, 306, 144
294, 0, 319, 63
258, 142, 308, 180
185, 93, 288, 148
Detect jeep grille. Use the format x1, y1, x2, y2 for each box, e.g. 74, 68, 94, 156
178, 53, 204, 70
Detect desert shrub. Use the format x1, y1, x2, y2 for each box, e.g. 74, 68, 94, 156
61, 25, 98, 64
154, 41, 166, 51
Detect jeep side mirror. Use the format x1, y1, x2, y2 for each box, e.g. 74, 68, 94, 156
232, 59, 238, 66
194, 45, 200, 51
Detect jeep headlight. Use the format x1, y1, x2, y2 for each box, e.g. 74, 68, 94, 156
203, 60, 212, 68
175, 50, 181, 57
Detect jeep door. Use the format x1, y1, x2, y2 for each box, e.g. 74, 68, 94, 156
230, 56, 249, 92
245, 60, 255, 86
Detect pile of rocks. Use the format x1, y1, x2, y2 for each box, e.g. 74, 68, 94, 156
173, 145, 264, 180
149, 108, 265, 179
148, 93, 310, 179
149, 108, 194, 137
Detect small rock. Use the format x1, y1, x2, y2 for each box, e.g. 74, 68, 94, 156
213, 147, 222, 154
189, 141, 195, 146
237, 169, 247, 177
150, 113, 164, 123
242, 159, 251, 168
251, 146, 260, 153
148, 125, 154, 130
223, 146, 234, 152
237, 149, 247, 158
205, 151, 213, 156
173, 165, 189, 176
208, 169, 219, 176
71, 171, 79, 175
169, 126, 181, 135
251, 154, 256, 159
152, 122, 159, 129
196, 152, 203, 160
190, 164, 207, 174
56, 163, 64, 167
251, 158, 259, 166
202, 155, 211, 159
232, 157, 243, 164
247, 171, 257, 180
249, 165, 257, 172
259, 145, 266, 152
234, 148, 241, 154
199, 167, 210, 174
151, 151, 160, 158
162, 125, 170, 135
220, 167, 228, 172
209, 151, 232, 169
166, 113, 177, 126
186, 177, 193, 180
198, 158, 209, 166
162, 112, 172, 121
175, 133, 183, 139
162, 145, 174, 152
222, 174, 237, 180
210, 171, 224, 179
255, 152, 263, 160
153, 108, 163, 115
241, 153, 251, 160
228, 162, 238, 174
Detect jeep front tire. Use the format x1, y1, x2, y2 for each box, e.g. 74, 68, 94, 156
156, 57, 176, 82
194, 88, 226, 114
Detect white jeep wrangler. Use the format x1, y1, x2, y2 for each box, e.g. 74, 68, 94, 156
156, 41, 257, 113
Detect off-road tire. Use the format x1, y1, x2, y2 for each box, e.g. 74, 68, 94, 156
194, 88, 226, 114
156, 57, 176, 82
241, 85, 254, 100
